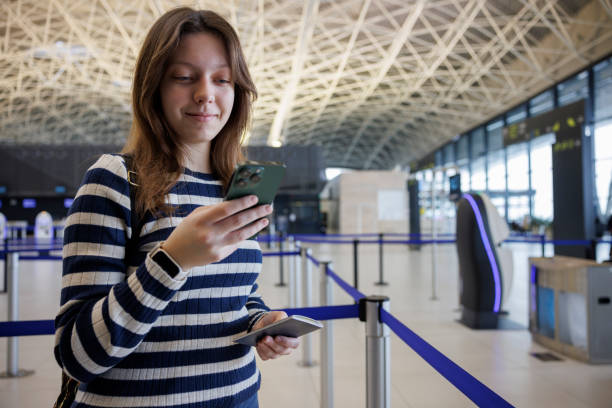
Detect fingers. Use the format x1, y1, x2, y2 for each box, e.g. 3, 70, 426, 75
256, 335, 299, 360
212, 205, 272, 245
207, 195, 260, 222
215, 203, 273, 232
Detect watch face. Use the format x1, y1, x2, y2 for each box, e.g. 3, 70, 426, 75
152, 248, 179, 277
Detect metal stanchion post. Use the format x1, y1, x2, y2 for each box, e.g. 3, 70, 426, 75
375, 233, 388, 286
288, 236, 295, 307
431, 177, 438, 301
353, 239, 359, 291
2, 238, 8, 293
540, 234, 546, 258
300, 247, 315, 367
320, 261, 334, 408
294, 240, 302, 309
1, 252, 34, 378
362, 296, 390, 408
276, 233, 286, 287
268, 221, 275, 250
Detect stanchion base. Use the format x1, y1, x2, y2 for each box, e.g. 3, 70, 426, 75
275, 283, 287, 287
430, 296, 439, 301
0, 369, 35, 378
374, 281, 389, 286
298, 361, 317, 368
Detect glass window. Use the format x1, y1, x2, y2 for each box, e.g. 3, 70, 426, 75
508, 195, 530, 224
459, 163, 470, 192
443, 143, 455, 165
487, 149, 506, 219
557, 70, 589, 107
457, 135, 469, 160
594, 120, 612, 218
594, 58, 612, 122
487, 119, 504, 151
530, 133, 555, 223
507, 142, 530, 223
507, 105, 527, 124
471, 157, 486, 192
487, 150, 506, 193
471, 127, 485, 158
530, 90, 554, 116
435, 150, 443, 167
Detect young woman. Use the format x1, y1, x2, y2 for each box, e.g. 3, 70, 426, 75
54, 8, 298, 408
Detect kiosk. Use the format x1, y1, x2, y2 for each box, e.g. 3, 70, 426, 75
456, 193, 513, 328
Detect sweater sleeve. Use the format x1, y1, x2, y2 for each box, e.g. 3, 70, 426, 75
245, 282, 271, 332
53, 154, 188, 383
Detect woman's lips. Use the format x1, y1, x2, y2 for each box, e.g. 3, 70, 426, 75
185, 112, 218, 122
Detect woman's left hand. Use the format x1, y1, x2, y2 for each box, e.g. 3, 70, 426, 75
252, 311, 300, 360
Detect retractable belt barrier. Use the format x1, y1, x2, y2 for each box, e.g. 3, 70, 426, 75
5, 232, 610, 406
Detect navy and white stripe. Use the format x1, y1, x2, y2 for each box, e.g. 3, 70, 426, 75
54, 154, 269, 407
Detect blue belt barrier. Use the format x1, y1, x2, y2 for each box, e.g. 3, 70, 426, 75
325, 265, 365, 301
19, 255, 63, 261
0, 320, 55, 337
282, 304, 359, 320
306, 253, 320, 267
262, 251, 300, 257
380, 309, 514, 407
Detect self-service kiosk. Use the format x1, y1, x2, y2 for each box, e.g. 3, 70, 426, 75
456, 193, 514, 328
34, 211, 53, 239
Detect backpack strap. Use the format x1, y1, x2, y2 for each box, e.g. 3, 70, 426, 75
122, 154, 144, 253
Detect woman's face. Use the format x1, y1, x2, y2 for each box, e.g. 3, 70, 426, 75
160, 32, 235, 146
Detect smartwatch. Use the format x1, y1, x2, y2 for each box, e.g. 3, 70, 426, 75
151, 245, 180, 278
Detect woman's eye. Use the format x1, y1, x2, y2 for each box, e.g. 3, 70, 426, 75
173, 76, 192, 81
217, 79, 231, 84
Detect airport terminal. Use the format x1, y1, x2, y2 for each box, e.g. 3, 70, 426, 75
0, 1, 612, 407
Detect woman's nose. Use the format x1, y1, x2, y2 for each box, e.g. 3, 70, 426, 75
194, 80, 214, 104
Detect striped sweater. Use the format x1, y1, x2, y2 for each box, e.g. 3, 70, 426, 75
54, 154, 269, 407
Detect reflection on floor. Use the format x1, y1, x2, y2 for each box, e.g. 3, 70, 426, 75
0, 242, 611, 407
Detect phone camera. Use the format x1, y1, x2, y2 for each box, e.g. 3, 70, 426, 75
250, 174, 261, 183
239, 169, 252, 178
237, 179, 248, 187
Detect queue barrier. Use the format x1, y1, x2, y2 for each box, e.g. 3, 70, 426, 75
0, 242, 517, 407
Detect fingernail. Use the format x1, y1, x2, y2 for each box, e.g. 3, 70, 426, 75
250, 195, 258, 204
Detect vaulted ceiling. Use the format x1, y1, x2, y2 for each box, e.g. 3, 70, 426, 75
1, 0, 612, 169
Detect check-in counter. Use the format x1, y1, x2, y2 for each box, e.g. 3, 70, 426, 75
529, 256, 612, 364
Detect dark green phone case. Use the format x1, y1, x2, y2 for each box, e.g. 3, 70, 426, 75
224, 162, 286, 204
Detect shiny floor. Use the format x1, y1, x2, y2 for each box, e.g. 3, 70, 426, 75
1, 241, 611, 407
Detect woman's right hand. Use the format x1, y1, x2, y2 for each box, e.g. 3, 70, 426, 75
161, 195, 272, 270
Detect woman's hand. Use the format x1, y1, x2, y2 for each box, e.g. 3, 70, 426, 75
253, 311, 300, 360
162, 195, 272, 270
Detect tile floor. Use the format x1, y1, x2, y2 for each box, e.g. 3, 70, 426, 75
0, 241, 611, 407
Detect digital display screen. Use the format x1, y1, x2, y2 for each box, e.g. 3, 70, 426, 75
23, 198, 37, 208
64, 198, 74, 208
55, 185, 66, 194
449, 174, 461, 201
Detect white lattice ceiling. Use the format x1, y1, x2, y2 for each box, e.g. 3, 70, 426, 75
1, 0, 612, 169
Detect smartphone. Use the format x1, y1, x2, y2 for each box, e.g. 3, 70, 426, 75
224, 161, 286, 205
233, 315, 323, 346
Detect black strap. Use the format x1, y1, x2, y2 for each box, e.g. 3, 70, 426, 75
122, 155, 144, 254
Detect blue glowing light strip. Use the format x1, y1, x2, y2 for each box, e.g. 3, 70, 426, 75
463, 194, 501, 312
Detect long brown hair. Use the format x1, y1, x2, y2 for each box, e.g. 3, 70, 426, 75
122, 7, 257, 217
